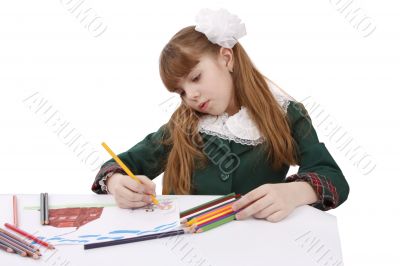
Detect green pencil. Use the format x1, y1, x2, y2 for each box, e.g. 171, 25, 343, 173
195, 214, 236, 233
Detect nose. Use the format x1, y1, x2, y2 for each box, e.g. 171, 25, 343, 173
186, 87, 200, 100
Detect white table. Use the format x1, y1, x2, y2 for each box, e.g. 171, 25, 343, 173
0, 194, 343, 266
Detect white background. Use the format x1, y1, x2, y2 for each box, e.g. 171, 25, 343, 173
0, 1, 399, 265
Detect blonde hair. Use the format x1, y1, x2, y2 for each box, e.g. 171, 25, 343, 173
159, 26, 298, 194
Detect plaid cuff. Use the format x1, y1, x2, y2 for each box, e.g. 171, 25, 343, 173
91, 162, 125, 194
285, 172, 339, 211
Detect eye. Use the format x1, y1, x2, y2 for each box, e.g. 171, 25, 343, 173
192, 74, 201, 82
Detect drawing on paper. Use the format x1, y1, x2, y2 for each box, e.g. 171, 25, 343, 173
29, 196, 180, 245
48, 207, 103, 228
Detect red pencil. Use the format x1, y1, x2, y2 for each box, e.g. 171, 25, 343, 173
4, 223, 55, 250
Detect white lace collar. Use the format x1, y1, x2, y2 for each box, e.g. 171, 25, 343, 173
198, 79, 292, 146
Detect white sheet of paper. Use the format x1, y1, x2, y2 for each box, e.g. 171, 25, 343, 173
0, 194, 180, 246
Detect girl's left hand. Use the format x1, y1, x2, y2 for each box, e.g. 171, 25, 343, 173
231, 183, 299, 223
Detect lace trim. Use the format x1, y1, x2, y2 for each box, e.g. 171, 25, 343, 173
99, 172, 115, 193
276, 95, 291, 113
199, 128, 265, 146
197, 79, 292, 146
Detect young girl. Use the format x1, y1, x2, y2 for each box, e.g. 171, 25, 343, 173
91, 9, 349, 223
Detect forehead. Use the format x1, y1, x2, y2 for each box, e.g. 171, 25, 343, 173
177, 55, 216, 82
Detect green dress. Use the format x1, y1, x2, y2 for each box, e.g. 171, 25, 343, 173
92, 100, 349, 211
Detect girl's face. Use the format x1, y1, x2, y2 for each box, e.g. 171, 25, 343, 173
176, 48, 239, 116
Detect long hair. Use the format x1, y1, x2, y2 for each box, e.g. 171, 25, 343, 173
159, 26, 298, 194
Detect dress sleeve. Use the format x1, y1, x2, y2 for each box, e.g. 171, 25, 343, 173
284, 101, 350, 210
91, 124, 171, 194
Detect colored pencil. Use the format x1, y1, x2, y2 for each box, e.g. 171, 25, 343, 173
13, 195, 18, 227
4, 223, 55, 250
0, 233, 39, 259
180, 193, 237, 218
0, 228, 40, 252
181, 196, 239, 223
44, 193, 49, 225
195, 214, 236, 233
101, 142, 159, 205
40, 193, 45, 225
186, 203, 234, 226
84, 228, 192, 250
0, 242, 14, 253
194, 210, 238, 230
0, 232, 40, 256
192, 208, 234, 227
0, 235, 27, 257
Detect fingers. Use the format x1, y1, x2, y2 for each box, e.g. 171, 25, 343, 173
253, 204, 280, 220
120, 186, 152, 203
232, 185, 270, 216
235, 195, 273, 220
232, 185, 269, 211
264, 211, 287, 223
114, 186, 152, 209
121, 175, 155, 195
136, 175, 156, 195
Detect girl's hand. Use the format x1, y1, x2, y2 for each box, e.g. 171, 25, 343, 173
231, 182, 314, 223
106, 173, 156, 209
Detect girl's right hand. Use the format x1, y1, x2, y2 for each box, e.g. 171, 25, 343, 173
106, 173, 156, 209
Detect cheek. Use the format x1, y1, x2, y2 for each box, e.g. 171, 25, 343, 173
219, 73, 234, 99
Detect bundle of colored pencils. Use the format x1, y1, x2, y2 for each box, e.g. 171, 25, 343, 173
0, 223, 55, 259
180, 192, 241, 233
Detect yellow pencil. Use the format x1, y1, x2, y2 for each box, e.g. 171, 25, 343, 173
101, 142, 159, 205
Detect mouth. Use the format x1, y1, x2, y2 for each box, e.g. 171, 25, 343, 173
198, 100, 210, 111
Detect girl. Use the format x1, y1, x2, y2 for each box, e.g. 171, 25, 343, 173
91, 9, 349, 223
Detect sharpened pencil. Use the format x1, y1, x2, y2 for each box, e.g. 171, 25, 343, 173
4, 223, 54, 250
84, 228, 193, 250
0, 235, 27, 257
0, 242, 14, 253
0, 232, 40, 257
0, 228, 40, 253
101, 142, 159, 205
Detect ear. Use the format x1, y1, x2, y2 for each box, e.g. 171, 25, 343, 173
219, 47, 234, 72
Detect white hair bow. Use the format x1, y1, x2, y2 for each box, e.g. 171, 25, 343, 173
195, 8, 246, 48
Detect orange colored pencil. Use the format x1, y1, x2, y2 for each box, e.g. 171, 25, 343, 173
186, 203, 234, 226
101, 142, 159, 205
192, 208, 234, 227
